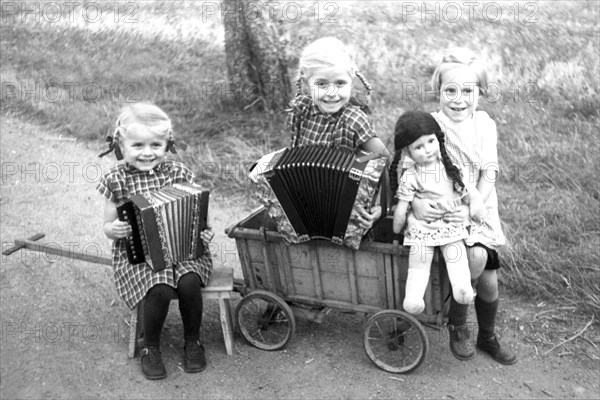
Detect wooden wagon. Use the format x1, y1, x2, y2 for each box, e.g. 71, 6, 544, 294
226, 207, 451, 374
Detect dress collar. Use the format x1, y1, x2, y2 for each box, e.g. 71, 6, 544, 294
434, 110, 475, 129
311, 102, 346, 122
122, 161, 168, 175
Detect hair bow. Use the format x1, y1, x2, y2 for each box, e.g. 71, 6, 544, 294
97, 134, 123, 160
166, 137, 187, 155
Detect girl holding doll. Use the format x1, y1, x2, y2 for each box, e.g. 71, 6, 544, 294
391, 110, 485, 316
407, 48, 516, 365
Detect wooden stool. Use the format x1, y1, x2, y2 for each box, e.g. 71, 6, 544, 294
128, 267, 235, 358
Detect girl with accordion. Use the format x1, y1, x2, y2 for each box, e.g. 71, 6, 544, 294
97, 103, 214, 380
287, 37, 391, 230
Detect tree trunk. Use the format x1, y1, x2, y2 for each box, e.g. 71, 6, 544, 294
223, 0, 291, 111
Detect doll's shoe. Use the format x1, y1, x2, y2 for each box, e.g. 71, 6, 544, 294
448, 324, 475, 360
184, 340, 207, 373
477, 334, 517, 365
140, 346, 167, 380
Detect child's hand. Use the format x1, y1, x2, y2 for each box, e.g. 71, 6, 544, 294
469, 198, 487, 223
442, 204, 469, 224
356, 205, 381, 230
201, 226, 214, 245
111, 219, 132, 239
411, 198, 445, 222
435, 199, 456, 213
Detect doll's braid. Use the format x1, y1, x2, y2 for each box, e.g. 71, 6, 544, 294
389, 151, 402, 201
435, 131, 466, 194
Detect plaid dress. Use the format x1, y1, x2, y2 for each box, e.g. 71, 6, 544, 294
97, 160, 213, 309
431, 110, 506, 249
287, 95, 376, 149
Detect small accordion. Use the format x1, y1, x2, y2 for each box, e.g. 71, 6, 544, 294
117, 182, 209, 272
250, 146, 387, 249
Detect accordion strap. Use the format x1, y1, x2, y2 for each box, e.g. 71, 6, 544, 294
379, 162, 392, 217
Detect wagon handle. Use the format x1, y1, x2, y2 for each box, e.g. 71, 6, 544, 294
3, 233, 111, 266
2, 233, 45, 255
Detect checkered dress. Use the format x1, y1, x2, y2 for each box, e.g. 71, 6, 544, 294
287, 95, 376, 149
97, 160, 213, 309
431, 110, 506, 249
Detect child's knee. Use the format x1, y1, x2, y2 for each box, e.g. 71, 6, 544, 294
467, 246, 487, 278
476, 270, 498, 299
147, 283, 176, 301
178, 273, 202, 296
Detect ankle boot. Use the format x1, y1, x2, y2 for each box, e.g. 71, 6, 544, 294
447, 296, 475, 360
475, 297, 517, 365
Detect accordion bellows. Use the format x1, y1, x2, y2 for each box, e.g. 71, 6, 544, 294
250, 146, 387, 249
117, 182, 209, 272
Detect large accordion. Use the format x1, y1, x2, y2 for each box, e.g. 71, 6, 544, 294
250, 146, 387, 249
117, 182, 209, 272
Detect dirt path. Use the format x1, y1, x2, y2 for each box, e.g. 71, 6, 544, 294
1, 116, 598, 399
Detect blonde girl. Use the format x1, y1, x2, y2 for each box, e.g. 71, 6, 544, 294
97, 103, 214, 379
288, 36, 390, 228
411, 48, 516, 365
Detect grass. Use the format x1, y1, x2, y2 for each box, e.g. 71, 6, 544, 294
1, 1, 599, 317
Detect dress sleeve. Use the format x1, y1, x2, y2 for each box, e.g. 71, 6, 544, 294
286, 107, 297, 146
477, 111, 499, 172
96, 173, 116, 202
347, 109, 376, 147
287, 95, 310, 147
175, 162, 196, 184
396, 169, 417, 202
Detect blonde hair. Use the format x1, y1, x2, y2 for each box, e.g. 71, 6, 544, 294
295, 37, 372, 103
115, 102, 172, 142
431, 47, 489, 97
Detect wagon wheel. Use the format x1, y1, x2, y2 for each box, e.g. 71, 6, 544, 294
363, 310, 429, 374
236, 290, 296, 351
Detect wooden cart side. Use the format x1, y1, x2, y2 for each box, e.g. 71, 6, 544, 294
227, 207, 451, 326
346, 249, 359, 306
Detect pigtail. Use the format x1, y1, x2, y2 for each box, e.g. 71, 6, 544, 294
113, 124, 124, 160
355, 70, 372, 104
436, 131, 465, 194
353, 70, 372, 114
98, 119, 123, 160
295, 77, 303, 97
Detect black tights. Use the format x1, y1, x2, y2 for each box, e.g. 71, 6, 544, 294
143, 273, 203, 347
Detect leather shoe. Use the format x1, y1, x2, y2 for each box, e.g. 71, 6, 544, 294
448, 324, 475, 360
184, 340, 207, 373
140, 346, 167, 380
477, 334, 517, 365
